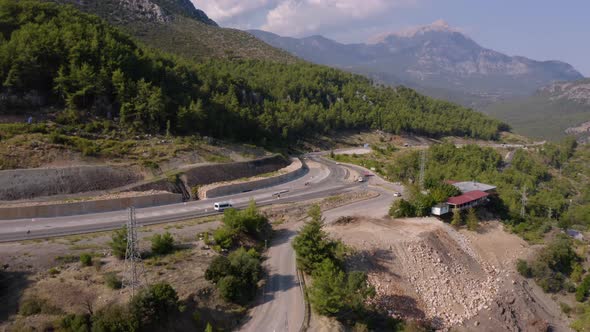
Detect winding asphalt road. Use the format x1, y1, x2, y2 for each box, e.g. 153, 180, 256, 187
0, 152, 402, 332
0, 156, 352, 242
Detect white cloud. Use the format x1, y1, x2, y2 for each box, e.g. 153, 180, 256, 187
193, 0, 417, 36
192, 0, 279, 23
262, 0, 416, 36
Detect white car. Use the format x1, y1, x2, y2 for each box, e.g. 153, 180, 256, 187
214, 202, 232, 211
358, 177, 365, 183
393, 192, 402, 197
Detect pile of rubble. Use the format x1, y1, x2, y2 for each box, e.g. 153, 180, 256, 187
366, 228, 502, 329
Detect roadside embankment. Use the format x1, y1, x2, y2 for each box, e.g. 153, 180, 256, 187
197, 158, 307, 199
126, 154, 290, 197
0, 191, 182, 220
0, 165, 142, 201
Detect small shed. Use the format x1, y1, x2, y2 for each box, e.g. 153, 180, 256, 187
431, 203, 450, 216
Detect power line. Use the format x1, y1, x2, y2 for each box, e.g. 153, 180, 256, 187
123, 207, 144, 297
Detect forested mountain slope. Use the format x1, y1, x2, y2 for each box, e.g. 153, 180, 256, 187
484, 79, 590, 141
43, 0, 295, 62
0, 1, 506, 146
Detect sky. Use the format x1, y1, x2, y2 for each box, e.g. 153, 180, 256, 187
192, 0, 590, 76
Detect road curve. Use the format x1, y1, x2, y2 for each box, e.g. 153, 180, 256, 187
239, 157, 403, 332
0, 157, 352, 242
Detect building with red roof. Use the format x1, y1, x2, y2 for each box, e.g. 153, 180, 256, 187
447, 190, 489, 210
431, 183, 494, 216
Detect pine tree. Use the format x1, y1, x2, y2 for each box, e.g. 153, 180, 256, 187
466, 208, 479, 231
205, 323, 213, 332
451, 207, 462, 227
292, 205, 334, 274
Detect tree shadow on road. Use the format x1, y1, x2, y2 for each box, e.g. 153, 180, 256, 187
261, 273, 299, 301
269, 228, 297, 246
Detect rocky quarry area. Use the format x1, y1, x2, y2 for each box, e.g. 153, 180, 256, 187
327, 218, 569, 331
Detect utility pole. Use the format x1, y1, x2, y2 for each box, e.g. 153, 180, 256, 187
123, 207, 144, 297
419, 149, 427, 191
520, 185, 528, 218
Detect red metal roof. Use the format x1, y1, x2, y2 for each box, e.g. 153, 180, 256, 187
447, 190, 489, 206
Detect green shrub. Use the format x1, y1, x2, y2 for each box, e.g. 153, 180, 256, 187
151, 232, 175, 256
537, 235, 579, 276
130, 283, 179, 328
523, 235, 580, 293
571, 304, 590, 331
451, 207, 462, 227
109, 227, 127, 260
59, 313, 91, 332
19, 297, 61, 316
205, 248, 262, 303
560, 302, 572, 315
576, 275, 590, 302
389, 199, 415, 218
466, 208, 479, 231
571, 263, 585, 283
516, 259, 532, 278
308, 259, 374, 317
48, 267, 60, 276
204, 256, 231, 284
222, 201, 270, 239
104, 272, 122, 290
217, 275, 241, 302
92, 304, 138, 332
80, 253, 92, 267
213, 226, 235, 249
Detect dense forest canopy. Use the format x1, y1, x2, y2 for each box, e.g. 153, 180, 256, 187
0, 1, 507, 144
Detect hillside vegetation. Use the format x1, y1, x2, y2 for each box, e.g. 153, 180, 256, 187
484, 96, 590, 141
485, 79, 590, 141
0, 0, 506, 150
46, 0, 295, 63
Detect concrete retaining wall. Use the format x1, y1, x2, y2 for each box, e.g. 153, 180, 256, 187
199, 158, 307, 199
0, 193, 183, 220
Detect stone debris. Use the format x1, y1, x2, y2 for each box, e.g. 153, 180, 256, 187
364, 226, 500, 329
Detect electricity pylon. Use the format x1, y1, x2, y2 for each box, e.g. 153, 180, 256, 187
123, 207, 144, 297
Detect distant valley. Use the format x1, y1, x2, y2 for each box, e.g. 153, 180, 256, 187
485, 79, 590, 141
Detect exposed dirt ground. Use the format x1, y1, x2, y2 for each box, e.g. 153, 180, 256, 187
326, 218, 571, 331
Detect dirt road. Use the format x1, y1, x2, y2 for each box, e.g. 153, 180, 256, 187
239, 159, 401, 332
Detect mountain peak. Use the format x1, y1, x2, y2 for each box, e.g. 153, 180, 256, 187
368, 20, 462, 44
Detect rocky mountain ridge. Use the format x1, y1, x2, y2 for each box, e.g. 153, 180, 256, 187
249, 21, 583, 107
46, 0, 294, 62
539, 79, 590, 105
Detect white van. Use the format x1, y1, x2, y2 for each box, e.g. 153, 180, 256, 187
214, 202, 232, 212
